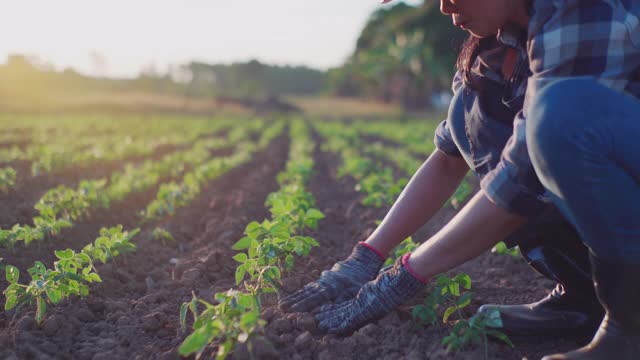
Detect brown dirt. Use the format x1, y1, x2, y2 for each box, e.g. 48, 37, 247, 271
0, 133, 594, 360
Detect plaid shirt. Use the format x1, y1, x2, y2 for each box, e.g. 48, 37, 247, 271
480, 0, 640, 217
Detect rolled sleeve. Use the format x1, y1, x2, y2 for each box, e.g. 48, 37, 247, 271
480, 110, 551, 217
434, 119, 462, 157
434, 71, 464, 158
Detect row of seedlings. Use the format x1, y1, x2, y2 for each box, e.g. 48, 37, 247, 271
143, 120, 286, 221
2, 120, 284, 324
4, 225, 139, 324
0, 119, 262, 250
178, 119, 324, 359
0, 116, 237, 176
314, 121, 407, 208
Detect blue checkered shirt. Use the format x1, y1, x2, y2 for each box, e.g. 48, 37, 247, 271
480, 0, 640, 216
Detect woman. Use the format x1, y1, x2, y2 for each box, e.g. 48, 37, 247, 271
282, 0, 640, 359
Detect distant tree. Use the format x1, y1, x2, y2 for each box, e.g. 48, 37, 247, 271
327, 1, 467, 109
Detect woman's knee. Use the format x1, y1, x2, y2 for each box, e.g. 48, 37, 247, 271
526, 79, 599, 164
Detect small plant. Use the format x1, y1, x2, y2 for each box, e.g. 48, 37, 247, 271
179, 290, 265, 360
82, 226, 139, 264
412, 273, 473, 326
232, 220, 319, 295
384, 237, 418, 267
0, 167, 16, 193
411, 273, 512, 358
4, 250, 101, 324
151, 227, 175, 245
491, 241, 521, 258
443, 308, 513, 357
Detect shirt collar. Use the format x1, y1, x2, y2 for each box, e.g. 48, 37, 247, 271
497, 23, 527, 50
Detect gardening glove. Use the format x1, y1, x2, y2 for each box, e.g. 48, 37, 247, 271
279, 242, 385, 313
315, 254, 426, 335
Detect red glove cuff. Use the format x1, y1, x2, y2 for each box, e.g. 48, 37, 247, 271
401, 254, 428, 284
358, 242, 386, 260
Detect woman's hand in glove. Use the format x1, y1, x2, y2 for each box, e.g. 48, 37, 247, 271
315, 254, 427, 335
279, 242, 385, 313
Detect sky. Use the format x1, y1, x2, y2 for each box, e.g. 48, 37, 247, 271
0, 0, 422, 78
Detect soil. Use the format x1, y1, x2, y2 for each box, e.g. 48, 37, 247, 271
0, 134, 594, 360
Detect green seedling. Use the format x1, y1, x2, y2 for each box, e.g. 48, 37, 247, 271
0, 167, 16, 193
4, 249, 101, 324
412, 273, 512, 359
384, 237, 418, 267
179, 290, 265, 360
151, 227, 175, 245
412, 273, 473, 326
491, 241, 521, 258
232, 219, 319, 295
442, 308, 514, 358
82, 226, 139, 264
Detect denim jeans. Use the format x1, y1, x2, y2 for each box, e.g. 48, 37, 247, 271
527, 78, 640, 262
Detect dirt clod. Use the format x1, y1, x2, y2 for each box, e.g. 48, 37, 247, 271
294, 331, 312, 350
17, 316, 36, 331
142, 312, 167, 332
42, 316, 61, 337
296, 314, 317, 332
270, 318, 293, 334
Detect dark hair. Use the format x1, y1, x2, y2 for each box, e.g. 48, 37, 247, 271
455, 35, 496, 89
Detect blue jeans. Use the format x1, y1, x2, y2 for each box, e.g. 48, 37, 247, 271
528, 79, 640, 262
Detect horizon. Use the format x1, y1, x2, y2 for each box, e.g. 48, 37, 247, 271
0, 0, 422, 79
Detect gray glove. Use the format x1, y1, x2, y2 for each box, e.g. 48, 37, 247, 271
315, 254, 425, 335
279, 242, 385, 313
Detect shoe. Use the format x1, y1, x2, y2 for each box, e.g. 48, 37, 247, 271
478, 235, 603, 336
541, 254, 640, 359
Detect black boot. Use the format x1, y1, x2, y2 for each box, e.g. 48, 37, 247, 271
542, 255, 640, 360
478, 229, 603, 336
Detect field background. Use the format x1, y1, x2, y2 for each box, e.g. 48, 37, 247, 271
0, 1, 592, 359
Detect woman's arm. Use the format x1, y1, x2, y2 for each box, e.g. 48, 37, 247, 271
365, 149, 470, 255
316, 191, 529, 334
409, 190, 527, 279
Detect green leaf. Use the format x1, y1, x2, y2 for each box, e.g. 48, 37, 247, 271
5, 294, 18, 311
87, 273, 102, 283
216, 338, 233, 360
232, 253, 248, 263
284, 254, 294, 269
265, 266, 281, 281
240, 312, 259, 328
245, 221, 262, 238
237, 294, 256, 309
305, 208, 325, 220
55, 249, 74, 260
235, 265, 246, 285
179, 302, 189, 332
232, 237, 252, 251
5, 265, 19, 284
269, 222, 290, 238
443, 306, 458, 323
454, 273, 472, 290
46, 288, 62, 304
178, 326, 210, 356
449, 283, 460, 297
456, 293, 472, 309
